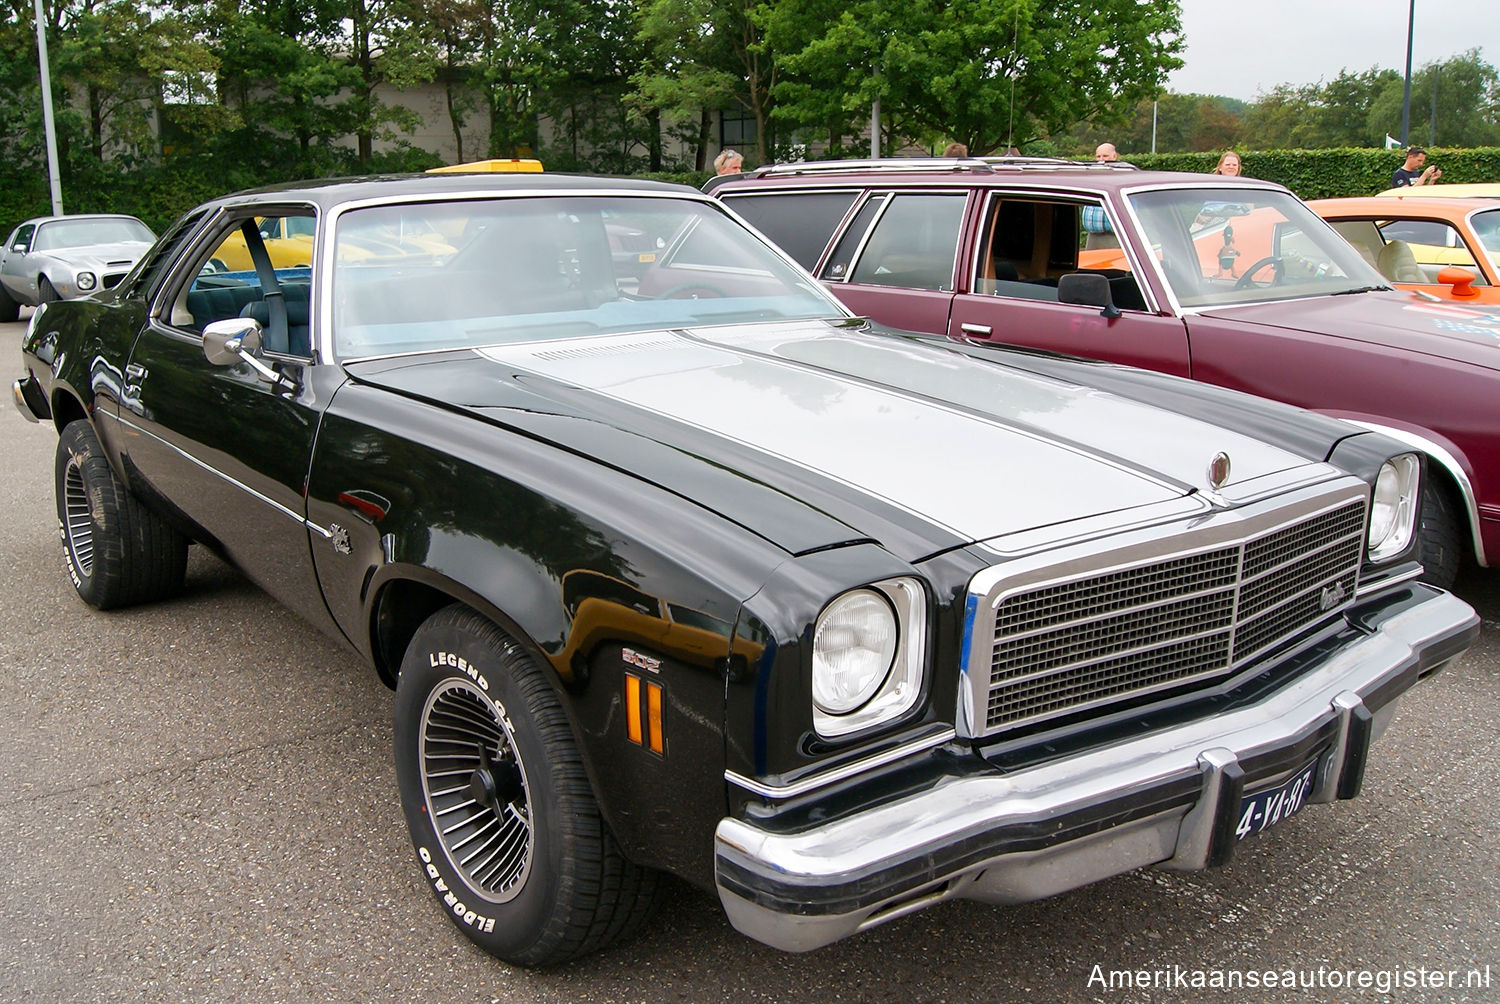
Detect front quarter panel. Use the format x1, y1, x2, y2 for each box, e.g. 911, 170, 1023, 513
306, 380, 793, 887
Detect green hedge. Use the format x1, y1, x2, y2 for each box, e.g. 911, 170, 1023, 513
1127, 147, 1500, 200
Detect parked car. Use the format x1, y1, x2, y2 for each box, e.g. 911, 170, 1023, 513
0, 213, 155, 320
1309, 196, 1500, 302
14, 173, 1477, 966
1377, 183, 1500, 200
711, 157, 1500, 586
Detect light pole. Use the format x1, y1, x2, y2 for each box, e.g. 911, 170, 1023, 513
1400, 0, 1414, 146
34, 0, 63, 215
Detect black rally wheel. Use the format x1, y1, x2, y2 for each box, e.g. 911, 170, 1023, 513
394, 605, 659, 966
55, 419, 188, 609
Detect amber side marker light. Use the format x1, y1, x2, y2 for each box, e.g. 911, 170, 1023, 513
624, 674, 665, 754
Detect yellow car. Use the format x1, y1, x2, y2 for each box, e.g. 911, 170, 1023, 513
210, 216, 316, 270
1376, 183, 1500, 200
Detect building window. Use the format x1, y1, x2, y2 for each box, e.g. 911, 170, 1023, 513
720, 110, 757, 148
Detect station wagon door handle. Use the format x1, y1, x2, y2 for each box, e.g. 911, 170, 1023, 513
959, 323, 992, 337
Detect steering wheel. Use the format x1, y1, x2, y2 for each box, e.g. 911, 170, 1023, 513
651, 282, 729, 300
1235, 256, 1284, 289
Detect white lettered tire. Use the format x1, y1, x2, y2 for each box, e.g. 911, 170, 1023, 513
393, 604, 660, 966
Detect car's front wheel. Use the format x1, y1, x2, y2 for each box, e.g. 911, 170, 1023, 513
394, 604, 660, 966
1417, 475, 1464, 588
38, 276, 59, 303
55, 420, 188, 609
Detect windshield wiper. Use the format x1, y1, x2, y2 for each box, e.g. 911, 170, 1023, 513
1330, 284, 1390, 296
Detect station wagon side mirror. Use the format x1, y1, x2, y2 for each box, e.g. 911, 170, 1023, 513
1057, 272, 1122, 319
203, 318, 295, 390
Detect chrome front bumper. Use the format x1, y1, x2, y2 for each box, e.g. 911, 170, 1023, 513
12, 376, 46, 423
715, 584, 1478, 953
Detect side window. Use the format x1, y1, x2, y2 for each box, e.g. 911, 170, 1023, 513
973, 197, 1147, 309
166, 212, 316, 355
848, 193, 965, 291
825, 194, 888, 280
724, 191, 857, 270
123, 212, 206, 300
10, 224, 35, 253
1377, 219, 1482, 282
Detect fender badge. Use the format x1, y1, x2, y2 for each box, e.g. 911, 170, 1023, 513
1207, 452, 1232, 490
330, 524, 352, 555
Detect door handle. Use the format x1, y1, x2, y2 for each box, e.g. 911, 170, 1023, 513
959, 323, 992, 337
125, 363, 148, 381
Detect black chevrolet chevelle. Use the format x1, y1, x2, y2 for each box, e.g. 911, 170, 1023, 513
13, 173, 1479, 965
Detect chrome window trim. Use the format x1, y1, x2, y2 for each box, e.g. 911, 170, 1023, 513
840, 189, 971, 292
107, 411, 332, 539
958, 478, 1370, 738
966, 189, 1163, 314
724, 727, 957, 800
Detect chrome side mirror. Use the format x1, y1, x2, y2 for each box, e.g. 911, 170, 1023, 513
202, 317, 293, 391
203, 318, 263, 366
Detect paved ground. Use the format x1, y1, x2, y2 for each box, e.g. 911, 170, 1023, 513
2, 312, 1496, 1003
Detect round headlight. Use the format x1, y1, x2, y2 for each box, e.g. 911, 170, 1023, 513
76, 272, 96, 291
1369, 455, 1419, 560
812, 589, 897, 715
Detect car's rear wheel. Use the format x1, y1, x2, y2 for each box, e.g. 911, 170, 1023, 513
394, 604, 660, 967
38, 276, 59, 303
0, 281, 18, 322
1417, 474, 1464, 589
55, 420, 188, 609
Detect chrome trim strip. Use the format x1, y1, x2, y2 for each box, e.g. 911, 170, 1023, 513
110, 412, 330, 538
725, 728, 957, 800
1355, 563, 1423, 598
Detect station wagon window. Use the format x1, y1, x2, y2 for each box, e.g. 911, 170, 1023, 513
724, 191, 857, 270
824, 194, 888, 280
971, 196, 1147, 310
330, 196, 841, 359
847, 193, 965, 291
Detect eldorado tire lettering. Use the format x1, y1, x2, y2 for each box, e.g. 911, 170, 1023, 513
418, 846, 495, 932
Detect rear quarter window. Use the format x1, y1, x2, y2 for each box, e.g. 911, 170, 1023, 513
724, 191, 858, 269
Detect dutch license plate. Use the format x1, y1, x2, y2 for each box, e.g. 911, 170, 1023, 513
1236, 759, 1317, 841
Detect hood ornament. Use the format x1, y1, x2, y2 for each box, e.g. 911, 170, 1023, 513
1207, 452, 1232, 491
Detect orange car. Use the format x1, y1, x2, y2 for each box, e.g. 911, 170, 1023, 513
1309, 196, 1500, 302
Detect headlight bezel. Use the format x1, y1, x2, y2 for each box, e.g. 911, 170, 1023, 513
75, 271, 97, 291
1367, 453, 1420, 562
811, 577, 926, 739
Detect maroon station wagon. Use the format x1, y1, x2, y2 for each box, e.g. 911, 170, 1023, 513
711, 158, 1500, 586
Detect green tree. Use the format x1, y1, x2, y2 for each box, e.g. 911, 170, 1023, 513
766, 0, 1183, 155
1369, 49, 1500, 148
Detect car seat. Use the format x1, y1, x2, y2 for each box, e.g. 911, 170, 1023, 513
1376, 240, 1425, 283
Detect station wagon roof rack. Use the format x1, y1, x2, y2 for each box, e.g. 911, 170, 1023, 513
740, 157, 1140, 180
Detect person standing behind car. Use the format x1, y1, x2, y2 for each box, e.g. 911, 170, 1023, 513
1095, 142, 1118, 162
1213, 151, 1243, 176
1392, 147, 1441, 188
714, 149, 744, 176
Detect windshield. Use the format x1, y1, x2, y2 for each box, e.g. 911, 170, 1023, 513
35, 217, 154, 250
331, 196, 843, 358
1127, 189, 1386, 307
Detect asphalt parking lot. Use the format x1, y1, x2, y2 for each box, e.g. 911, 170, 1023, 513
2, 312, 1497, 1003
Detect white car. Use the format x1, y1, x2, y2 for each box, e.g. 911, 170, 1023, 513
0, 214, 156, 320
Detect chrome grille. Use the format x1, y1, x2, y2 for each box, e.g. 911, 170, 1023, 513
978, 497, 1366, 734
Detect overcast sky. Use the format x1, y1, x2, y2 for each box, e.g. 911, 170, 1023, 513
1167, 0, 1499, 102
